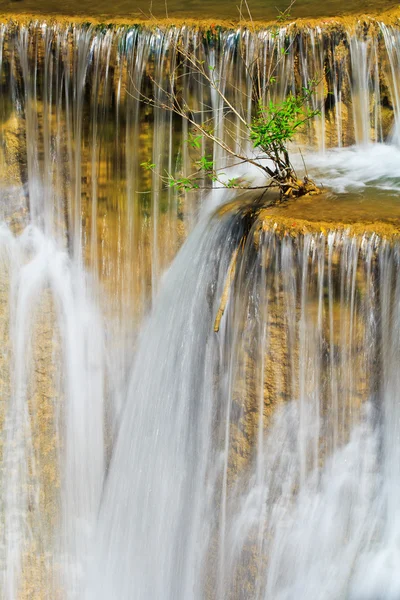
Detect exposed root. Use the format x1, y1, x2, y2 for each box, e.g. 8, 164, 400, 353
279, 175, 321, 199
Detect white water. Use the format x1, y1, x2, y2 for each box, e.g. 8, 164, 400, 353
0, 225, 105, 598
300, 143, 400, 193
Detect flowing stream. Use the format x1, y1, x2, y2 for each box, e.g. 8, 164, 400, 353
0, 17, 400, 600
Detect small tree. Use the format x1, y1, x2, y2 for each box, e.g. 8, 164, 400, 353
137, 1, 321, 202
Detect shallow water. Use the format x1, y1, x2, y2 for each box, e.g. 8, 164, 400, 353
259, 144, 400, 225
0, 0, 396, 21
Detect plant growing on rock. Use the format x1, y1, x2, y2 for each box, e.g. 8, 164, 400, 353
136, 1, 321, 202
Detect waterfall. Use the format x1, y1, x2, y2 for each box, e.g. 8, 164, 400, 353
0, 224, 105, 598
1, 15, 400, 599
88, 205, 400, 599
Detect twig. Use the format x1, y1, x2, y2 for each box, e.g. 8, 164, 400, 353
214, 244, 241, 332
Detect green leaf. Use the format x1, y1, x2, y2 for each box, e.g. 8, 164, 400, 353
196, 154, 215, 172
186, 132, 203, 149
140, 160, 156, 171
225, 177, 241, 188
167, 175, 199, 191
249, 83, 319, 159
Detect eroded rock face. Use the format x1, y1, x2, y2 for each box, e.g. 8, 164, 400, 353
225, 204, 398, 476
18, 291, 63, 600
192, 201, 399, 599
0, 236, 62, 599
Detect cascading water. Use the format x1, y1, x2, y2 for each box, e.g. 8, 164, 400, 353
86, 203, 400, 599
1, 14, 400, 600
0, 224, 105, 598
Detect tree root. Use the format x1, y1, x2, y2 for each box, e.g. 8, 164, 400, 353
279, 175, 321, 199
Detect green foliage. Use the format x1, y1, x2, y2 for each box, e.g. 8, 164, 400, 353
226, 178, 241, 188
138, 0, 320, 199
249, 85, 320, 159
140, 78, 320, 194
277, 9, 291, 22
140, 160, 156, 170
165, 153, 216, 191
276, 1, 294, 22
271, 2, 294, 42
167, 175, 199, 190
186, 132, 203, 149
196, 155, 215, 172
135, 0, 321, 199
